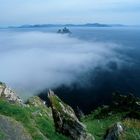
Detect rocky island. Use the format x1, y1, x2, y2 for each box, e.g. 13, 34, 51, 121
57, 27, 71, 34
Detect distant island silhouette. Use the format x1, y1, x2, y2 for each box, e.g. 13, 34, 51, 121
57, 27, 71, 34
7, 23, 126, 29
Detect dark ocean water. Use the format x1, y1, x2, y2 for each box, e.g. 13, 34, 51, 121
0, 27, 140, 113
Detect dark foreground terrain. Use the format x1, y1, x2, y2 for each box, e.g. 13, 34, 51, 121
0, 82, 140, 140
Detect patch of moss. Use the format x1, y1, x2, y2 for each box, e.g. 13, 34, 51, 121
0, 129, 5, 139
122, 119, 140, 140
49, 95, 63, 111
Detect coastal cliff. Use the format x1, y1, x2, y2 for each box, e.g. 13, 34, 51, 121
0, 82, 140, 140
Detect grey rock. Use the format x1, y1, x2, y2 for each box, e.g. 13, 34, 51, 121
76, 106, 85, 120
0, 115, 32, 140
0, 82, 22, 104
48, 90, 94, 140
105, 122, 123, 140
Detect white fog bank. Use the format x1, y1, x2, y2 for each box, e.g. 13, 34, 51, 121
0, 31, 124, 99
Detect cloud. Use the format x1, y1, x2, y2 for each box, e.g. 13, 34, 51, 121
0, 31, 124, 99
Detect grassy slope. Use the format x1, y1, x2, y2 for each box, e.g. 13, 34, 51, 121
0, 99, 69, 140
82, 108, 140, 140
0, 97, 140, 140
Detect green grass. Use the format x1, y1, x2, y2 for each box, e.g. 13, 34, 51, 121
0, 97, 140, 140
35, 116, 69, 140
83, 108, 140, 140
0, 129, 5, 139
83, 113, 122, 140
0, 99, 69, 140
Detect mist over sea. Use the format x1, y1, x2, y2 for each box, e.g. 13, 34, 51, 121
0, 27, 140, 113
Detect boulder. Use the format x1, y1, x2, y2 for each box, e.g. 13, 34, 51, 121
104, 122, 123, 140
48, 90, 94, 140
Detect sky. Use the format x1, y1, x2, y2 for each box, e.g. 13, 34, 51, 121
0, 0, 140, 26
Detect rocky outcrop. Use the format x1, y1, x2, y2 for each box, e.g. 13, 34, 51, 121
75, 106, 85, 120
0, 115, 32, 140
27, 96, 46, 107
26, 96, 52, 118
0, 82, 22, 104
48, 90, 94, 140
104, 122, 124, 140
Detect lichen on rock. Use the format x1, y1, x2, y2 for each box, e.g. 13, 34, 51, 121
0, 82, 22, 104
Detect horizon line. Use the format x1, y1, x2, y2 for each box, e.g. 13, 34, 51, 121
0, 23, 140, 28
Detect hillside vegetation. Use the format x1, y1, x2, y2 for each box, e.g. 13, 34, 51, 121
0, 82, 140, 140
